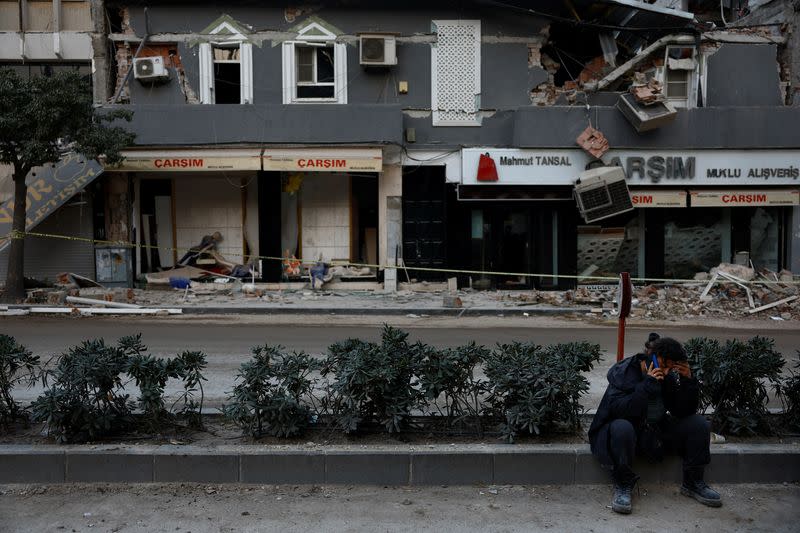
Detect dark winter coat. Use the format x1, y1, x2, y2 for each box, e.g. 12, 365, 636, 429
588, 353, 700, 465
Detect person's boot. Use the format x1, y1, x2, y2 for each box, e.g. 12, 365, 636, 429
611, 467, 638, 514
681, 467, 722, 507
611, 482, 633, 514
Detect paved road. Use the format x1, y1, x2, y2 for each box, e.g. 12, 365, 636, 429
1, 482, 797, 532
3, 315, 798, 408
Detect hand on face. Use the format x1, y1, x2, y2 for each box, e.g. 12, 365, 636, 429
664, 360, 692, 378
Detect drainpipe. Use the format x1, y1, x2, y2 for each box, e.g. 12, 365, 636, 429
111, 6, 150, 104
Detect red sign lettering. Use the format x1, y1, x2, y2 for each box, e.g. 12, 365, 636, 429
297, 159, 348, 169
632, 195, 653, 205
154, 158, 204, 168
722, 194, 767, 204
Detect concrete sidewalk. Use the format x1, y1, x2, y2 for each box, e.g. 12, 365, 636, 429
0, 443, 797, 485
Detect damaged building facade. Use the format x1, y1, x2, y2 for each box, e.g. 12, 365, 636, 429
2, 0, 800, 289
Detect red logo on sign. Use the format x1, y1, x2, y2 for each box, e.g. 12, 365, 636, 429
477, 153, 499, 182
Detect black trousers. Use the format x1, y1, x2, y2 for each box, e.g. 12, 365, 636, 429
603, 414, 711, 483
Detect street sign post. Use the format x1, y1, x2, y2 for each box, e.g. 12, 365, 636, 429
616, 272, 632, 362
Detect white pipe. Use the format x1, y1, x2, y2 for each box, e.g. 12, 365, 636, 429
66, 296, 142, 309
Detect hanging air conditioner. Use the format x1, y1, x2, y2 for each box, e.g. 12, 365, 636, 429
359, 34, 398, 66
616, 92, 677, 133
133, 56, 170, 82
574, 166, 634, 223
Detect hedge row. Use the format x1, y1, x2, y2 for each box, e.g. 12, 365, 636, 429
1, 328, 797, 443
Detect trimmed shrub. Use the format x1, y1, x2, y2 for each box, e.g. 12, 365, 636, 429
321, 325, 420, 434
224, 345, 319, 438
32, 337, 136, 442
779, 357, 800, 432
685, 336, 784, 435
484, 341, 601, 442
415, 341, 489, 428
0, 334, 40, 429
126, 343, 208, 432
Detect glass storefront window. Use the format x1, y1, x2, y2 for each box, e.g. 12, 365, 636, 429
750, 207, 780, 272
663, 209, 725, 279
577, 211, 640, 279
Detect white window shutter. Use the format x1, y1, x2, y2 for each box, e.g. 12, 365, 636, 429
282, 42, 294, 104
334, 42, 347, 104
198, 42, 213, 104
431, 20, 481, 126
240, 42, 253, 104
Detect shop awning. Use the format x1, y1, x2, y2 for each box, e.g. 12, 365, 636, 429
114, 149, 262, 171
690, 189, 800, 207
262, 148, 382, 172
630, 190, 686, 208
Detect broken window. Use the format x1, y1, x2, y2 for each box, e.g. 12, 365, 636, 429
212, 45, 242, 104
663, 46, 696, 105
295, 45, 335, 99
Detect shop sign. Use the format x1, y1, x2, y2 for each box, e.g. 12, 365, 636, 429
114, 150, 262, 171
263, 148, 383, 172
0, 153, 102, 252
690, 189, 800, 207
461, 149, 800, 187
629, 190, 686, 208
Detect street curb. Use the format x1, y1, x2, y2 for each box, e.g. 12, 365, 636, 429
6, 304, 592, 317
1, 444, 797, 485
173, 306, 593, 316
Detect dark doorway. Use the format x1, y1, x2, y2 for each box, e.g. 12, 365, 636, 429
402, 167, 447, 280
351, 176, 379, 265
469, 207, 532, 289
138, 179, 172, 273
258, 172, 282, 282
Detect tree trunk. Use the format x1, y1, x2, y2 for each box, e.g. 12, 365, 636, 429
2, 168, 28, 303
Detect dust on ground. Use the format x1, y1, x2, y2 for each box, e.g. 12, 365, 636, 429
1, 482, 798, 532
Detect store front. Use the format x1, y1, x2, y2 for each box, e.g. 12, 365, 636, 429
460, 148, 800, 286
117, 147, 382, 282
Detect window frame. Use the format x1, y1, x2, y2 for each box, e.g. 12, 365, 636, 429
662, 45, 698, 108
198, 40, 253, 104
282, 40, 347, 104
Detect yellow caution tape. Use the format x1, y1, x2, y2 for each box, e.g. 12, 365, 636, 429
2, 230, 798, 286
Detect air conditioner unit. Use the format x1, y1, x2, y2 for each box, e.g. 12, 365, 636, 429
359, 34, 397, 66
133, 56, 170, 82
574, 166, 634, 223
616, 92, 677, 133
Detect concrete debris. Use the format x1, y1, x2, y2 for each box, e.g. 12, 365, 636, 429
575, 125, 610, 159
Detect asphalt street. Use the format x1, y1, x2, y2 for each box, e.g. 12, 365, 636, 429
3, 315, 799, 408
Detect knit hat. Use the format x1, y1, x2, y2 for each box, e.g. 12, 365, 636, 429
645, 332, 660, 349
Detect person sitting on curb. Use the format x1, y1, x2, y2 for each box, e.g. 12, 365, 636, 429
588, 336, 722, 514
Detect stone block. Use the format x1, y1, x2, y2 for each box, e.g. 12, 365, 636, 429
494, 450, 576, 484
154, 452, 238, 483
411, 453, 492, 485
739, 449, 800, 483
240, 453, 325, 484
66, 451, 153, 482
325, 453, 409, 484
575, 453, 609, 484
0, 450, 65, 483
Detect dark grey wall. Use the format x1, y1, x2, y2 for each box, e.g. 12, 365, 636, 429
113, 103, 800, 149
115, 104, 403, 145
513, 106, 800, 149
706, 44, 783, 106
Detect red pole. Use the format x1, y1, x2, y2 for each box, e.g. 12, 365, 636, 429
616, 272, 632, 362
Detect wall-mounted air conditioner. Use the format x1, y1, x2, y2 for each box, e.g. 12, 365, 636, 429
359, 34, 398, 66
133, 56, 170, 82
616, 92, 677, 133
574, 166, 634, 223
